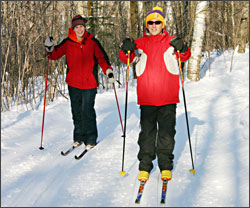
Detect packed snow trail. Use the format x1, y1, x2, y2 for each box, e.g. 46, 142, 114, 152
1, 48, 249, 207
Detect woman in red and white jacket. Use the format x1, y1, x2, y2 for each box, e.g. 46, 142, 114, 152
45, 15, 115, 148
119, 7, 191, 182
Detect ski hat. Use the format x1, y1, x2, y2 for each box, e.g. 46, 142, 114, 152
145, 6, 165, 28
72, 15, 88, 29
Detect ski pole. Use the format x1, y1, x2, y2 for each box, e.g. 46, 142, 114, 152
113, 82, 124, 134
177, 50, 195, 175
39, 57, 50, 150
120, 50, 130, 176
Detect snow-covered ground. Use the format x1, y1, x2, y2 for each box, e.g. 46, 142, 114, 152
1, 47, 249, 207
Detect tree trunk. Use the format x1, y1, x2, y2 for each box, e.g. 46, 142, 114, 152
187, 1, 208, 81
130, 1, 137, 80
87, 1, 94, 34
165, 1, 174, 34
237, 2, 249, 53
137, 1, 143, 37
231, 2, 236, 49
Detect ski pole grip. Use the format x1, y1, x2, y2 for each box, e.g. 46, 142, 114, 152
126, 51, 130, 84
177, 50, 184, 82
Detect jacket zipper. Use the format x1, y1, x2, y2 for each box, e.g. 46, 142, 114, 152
80, 44, 84, 54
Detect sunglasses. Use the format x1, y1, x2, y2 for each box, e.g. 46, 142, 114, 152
148, 21, 162, 25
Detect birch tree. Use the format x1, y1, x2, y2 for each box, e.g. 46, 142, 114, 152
187, 1, 208, 81
137, 1, 144, 37
237, 1, 249, 53
164, 1, 175, 34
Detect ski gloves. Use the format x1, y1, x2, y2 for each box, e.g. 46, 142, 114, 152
170, 37, 188, 53
106, 69, 115, 84
121, 38, 136, 55
121, 37, 187, 54
44, 37, 54, 52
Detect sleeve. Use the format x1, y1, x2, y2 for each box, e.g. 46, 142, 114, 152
175, 47, 191, 62
93, 38, 113, 75
119, 38, 143, 64
170, 36, 191, 62
119, 49, 136, 64
47, 38, 68, 60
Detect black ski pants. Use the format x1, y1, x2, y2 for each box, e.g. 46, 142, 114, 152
137, 104, 176, 173
68, 85, 98, 146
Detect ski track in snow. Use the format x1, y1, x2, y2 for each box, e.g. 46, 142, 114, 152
1, 48, 249, 207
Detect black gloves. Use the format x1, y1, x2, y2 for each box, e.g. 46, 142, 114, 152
44, 37, 54, 52
170, 37, 188, 53
121, 38, 136, 54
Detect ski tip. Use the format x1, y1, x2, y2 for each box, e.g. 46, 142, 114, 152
120, 171, 126, 176
189, 169, 195, 175
135, 199, 140, 204
160, 199, 165, 204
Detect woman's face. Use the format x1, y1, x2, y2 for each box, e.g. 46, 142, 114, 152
73, 25, 85, 40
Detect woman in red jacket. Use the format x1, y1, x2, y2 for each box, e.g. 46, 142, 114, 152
119, 7, 191, 182
44, 15, 115, 148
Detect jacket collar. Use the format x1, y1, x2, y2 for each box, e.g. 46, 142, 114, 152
143, 28, 169, 40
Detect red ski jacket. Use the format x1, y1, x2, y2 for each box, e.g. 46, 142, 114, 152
119, 29, 191, 106
48, 27, 113, 89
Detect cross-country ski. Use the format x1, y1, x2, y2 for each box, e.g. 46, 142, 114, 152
61, 144, 83, 156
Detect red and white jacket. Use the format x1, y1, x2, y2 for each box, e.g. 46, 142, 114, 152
119, 29, 191, 106
48, 27, 112, 89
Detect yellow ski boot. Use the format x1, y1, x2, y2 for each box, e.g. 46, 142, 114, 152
138, 171, 149, 181
161, 170, 172, 181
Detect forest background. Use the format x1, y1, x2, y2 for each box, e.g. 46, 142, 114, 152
1, 1, 249, 112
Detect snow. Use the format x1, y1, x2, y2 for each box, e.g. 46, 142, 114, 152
1, 47, 249, 207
